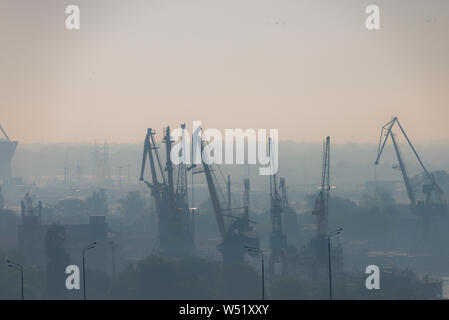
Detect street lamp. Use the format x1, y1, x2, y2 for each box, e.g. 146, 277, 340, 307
6, 259, 24, 300
190, 207, 198, 244
109, 241, 117, 278
244, 246, 265, 300
327, 228, 342, 300
82, 241, 96, 300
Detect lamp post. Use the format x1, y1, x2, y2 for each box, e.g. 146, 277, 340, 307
190, 207, 198, 245
244, 246, 265, 300
327, 228, 342, 300
6, 259, 23, 300
109, 241, 116, 278
82, 241, 96, 300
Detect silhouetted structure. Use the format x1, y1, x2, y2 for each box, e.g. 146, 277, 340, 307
0, 124, 18, 182
139, 125, 194, 257
18, 194, 108, 273
375, 117, 447, 216
310, 137, 343, 279
200, 138, 259, 266
268, 138, 288, 276
280, 177, 301, 247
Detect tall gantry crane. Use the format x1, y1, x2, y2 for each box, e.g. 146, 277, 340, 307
268, 138, 288, 275
309, 136, 338, 278
279, 177, 300, 246
199, 138, 258, 265
140, 126, 194, 257
313, 136, 331, 239
375, 117, 446, 216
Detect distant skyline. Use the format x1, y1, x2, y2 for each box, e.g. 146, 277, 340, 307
1, 0, 449, 144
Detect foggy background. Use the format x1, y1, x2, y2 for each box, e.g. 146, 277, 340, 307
1, 0, 448, 143
1, 0, 449, 300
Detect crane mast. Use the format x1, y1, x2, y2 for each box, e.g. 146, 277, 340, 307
201, 154, 227, 239
227, 175, 232, 211
243, 178, 250, 219
175, 124, 189, 214
280, 177, 288, 209
139, 128, 163, 211
313, 136, 331, 239
270, 171, 283, 236
164, 126, 175, 208
269, 138, 287, 275
390, 132, 416, 207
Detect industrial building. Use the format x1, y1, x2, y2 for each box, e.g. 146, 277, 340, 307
18, 193, 109, 273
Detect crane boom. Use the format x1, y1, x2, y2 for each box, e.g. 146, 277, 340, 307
201, 147, 227, 239
140, 129, 163, 212
390, 132, 416, 207
200, 135, 259, 265
313, 136, 330, 238
395, 120, 444, 199
0, 125, 11, 141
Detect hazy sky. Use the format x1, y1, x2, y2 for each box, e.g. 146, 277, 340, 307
1, 0, 448, 143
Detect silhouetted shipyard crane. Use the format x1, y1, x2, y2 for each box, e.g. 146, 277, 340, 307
375, 117, 446, 216
139, 126, 194, 257
268, 138, 288, 275
313, 136, 331, 239
199, 139, 259, 266
310, 136, 338, 277
279, 177, 300, 246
